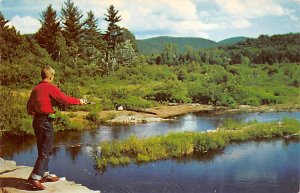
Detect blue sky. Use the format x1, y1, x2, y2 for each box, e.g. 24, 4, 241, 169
0, 0, 299, 41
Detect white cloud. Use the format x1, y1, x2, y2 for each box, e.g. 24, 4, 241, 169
3, 0, 297, 39
194, 0, 296, 31
49, 0, 295, 38
72, 0, 214, 38
214, 0, 293, 19
8, 15, 41, 34
232, 19, 252, 29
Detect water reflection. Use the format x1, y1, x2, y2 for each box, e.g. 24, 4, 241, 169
91, 140, 299, 193
1, 111, 299, 193
66, 145, 82, 162
1, 136, 299, 192
0, 134, 36, 160
1, 111, 300, 160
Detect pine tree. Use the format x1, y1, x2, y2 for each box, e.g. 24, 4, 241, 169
83, 10, 106, 62
35, 5, 61, 60
0, 11, 9, 30
0, 11, 9, 63
84, 11, 103, 47
61, 0, 84, 47
56, 31, 69, 64
162, 43, 179, 65
104, 5, 123, 51
0, 11, 27, 62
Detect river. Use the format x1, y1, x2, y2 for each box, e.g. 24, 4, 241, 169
0, 111, 299, 193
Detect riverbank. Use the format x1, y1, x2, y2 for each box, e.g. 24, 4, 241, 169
63, 103, 300, 126
62, 104, 215, 126
2, 103, 299, 137
0, 158, 100, 193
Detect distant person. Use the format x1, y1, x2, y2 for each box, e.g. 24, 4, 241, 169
26, 65, 87, 190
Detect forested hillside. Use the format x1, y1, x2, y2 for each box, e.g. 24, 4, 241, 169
147, 33, 300, 66
137, 36, 217, 55
223, 34, 300, 64
217, 36, 246, 46
0, 0, 299, 135
137, 36, 247, 54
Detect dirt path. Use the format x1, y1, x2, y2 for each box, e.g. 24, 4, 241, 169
0, 158, 100, 193
141, 104, 216, 118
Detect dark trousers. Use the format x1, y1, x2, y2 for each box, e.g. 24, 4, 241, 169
30, 114, 54, 179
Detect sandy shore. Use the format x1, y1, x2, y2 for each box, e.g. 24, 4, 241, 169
62, 104, 217, 126
0, 158, 100, 193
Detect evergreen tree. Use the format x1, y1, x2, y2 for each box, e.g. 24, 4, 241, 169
104, 5, 123, 51
68, 41, 79, 67
35, 5, 61, 60
0, 12, 9, 28
0, 11, 9, 63
61, 0, 84, 47
82, 10, 106, 63
0, 11, 27, 62
56, 31, 69, 64
83, 11, 105, 49
162, 43, 179, 65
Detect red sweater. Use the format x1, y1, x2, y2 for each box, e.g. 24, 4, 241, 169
27, 80, 80, 115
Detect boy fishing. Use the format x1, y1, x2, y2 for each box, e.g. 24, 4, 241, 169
27, 65, 87, 190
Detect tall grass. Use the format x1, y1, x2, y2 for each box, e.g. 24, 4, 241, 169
94, 118, 300, 170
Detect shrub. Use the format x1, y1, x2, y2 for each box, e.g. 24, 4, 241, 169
68, 121, 85, 130
116, 96, 153, 110
216, 95, 237, 107
136, 154, 150, 162
53, 112, 71, 132
86, 111, 100, 123
146, 79, 191, 103
241, 97, 260, 106
67, 112, 77, 118
0, 89, 31, 135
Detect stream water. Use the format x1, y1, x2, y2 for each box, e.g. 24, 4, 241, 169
1, 111, 299, 193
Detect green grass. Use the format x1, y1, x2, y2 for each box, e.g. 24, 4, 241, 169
94, 118, 300, 170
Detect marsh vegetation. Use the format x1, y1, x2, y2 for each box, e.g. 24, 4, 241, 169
95, 118, 300, 170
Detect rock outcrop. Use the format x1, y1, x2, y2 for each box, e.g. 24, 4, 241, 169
0, 158, 100, 193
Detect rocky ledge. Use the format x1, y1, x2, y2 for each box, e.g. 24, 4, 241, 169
0, 158, 100, 193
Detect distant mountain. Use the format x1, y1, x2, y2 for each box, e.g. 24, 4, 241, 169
217, 36, 247, 46
137, 36, 247, 55
137, 36, 218, 55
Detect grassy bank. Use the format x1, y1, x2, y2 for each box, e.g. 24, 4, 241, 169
94, 118, 300, 170
1, 62, 299, 135
1, 87, 299, 136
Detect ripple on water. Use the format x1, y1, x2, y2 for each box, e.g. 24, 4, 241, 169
123, 178, 184, 193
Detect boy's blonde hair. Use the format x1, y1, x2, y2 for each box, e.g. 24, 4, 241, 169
41, 66, 55, 79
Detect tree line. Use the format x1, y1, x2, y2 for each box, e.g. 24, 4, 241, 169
0, 0, 138, 77
148, 33, 300, 66
1, 0, 299, 80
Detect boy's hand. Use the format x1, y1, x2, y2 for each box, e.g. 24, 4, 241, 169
80, 99, 88, 105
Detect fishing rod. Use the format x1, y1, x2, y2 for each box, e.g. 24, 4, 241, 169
81, 98, 96, 105
49, 98, 99, 118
